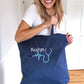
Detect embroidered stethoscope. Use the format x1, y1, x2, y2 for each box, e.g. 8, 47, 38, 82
32, 48, 52, 63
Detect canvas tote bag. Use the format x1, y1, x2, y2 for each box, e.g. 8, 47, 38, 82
17, 25, 70, 84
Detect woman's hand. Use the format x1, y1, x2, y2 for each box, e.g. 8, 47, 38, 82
66, 33, 73, 45
44, 16, 58, 28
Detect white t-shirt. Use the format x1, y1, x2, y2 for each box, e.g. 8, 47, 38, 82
23, 4, 66, 35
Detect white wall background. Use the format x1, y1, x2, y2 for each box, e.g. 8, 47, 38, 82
66, 0, 84, 69
0, 0, 25, 84
0, 0, 34, 84
0, 0, 84, 84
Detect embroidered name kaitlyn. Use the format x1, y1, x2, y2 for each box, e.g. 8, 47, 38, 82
31, 47, 45, 53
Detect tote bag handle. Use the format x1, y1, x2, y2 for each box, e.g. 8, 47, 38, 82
50, 25, 54, 36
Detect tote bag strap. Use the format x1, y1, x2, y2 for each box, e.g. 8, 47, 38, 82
50, 25, 54, 36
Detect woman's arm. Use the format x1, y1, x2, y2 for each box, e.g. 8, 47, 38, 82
15, 16, 58, 43
15, 20, 47, 43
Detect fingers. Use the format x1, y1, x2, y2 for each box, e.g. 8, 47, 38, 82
66, 33, 73, 43
68, 35, 73, 42
66, 32, 69, 38
51, 16, 58, 25
44, 16, 58, 28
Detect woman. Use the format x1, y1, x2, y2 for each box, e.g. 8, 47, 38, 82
15, 0, 73, 43
15, 0, 73, 84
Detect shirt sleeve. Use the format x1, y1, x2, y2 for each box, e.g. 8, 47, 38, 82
22, 4, 36, 27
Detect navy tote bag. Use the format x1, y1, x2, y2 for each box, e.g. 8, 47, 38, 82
17, 26, 70, 84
